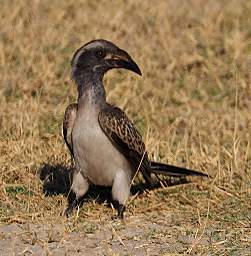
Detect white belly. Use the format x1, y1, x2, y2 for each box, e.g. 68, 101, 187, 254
72, 107, 132, 186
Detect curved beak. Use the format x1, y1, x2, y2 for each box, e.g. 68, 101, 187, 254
105, 49, 142, 76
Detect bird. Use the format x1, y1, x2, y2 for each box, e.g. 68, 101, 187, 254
63, 39, 209, 219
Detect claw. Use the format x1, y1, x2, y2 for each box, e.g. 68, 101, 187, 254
65, 191, 78, 218
113, 201, 125, 219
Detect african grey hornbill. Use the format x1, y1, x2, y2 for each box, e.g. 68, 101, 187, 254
63, 39, 208, 219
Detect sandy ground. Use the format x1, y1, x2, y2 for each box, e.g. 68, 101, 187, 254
1, 213, 250, 256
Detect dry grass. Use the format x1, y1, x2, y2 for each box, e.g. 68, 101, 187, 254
0, 0, 250, 255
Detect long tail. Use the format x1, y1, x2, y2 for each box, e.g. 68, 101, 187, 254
150, 161, 209, 177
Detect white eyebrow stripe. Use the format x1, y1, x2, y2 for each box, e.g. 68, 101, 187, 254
84, 41, 104, 50
71, 41, 105, 67
72, 47, 85, 67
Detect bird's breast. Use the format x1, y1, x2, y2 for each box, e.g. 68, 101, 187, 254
72, 106, 132, 186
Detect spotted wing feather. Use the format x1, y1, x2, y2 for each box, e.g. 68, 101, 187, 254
63, 103, 78, 157
98, 107, 154, 185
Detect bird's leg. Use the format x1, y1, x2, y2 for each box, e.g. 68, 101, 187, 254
112, 169, 130, 219
65, 171, 89, 217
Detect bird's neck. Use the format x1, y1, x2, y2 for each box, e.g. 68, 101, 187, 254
74, 70, 106, 107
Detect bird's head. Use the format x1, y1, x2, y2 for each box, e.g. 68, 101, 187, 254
71, 39, 142, 81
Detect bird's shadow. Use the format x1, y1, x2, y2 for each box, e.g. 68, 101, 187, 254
39, 163, 189, 206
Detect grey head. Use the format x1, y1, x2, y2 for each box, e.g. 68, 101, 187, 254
71, 39, 142, 84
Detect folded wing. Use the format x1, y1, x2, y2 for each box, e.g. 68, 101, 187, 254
98, 106, 155, 186
63, 103, 78, 157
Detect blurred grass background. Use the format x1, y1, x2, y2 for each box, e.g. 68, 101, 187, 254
0, 0, 250, 254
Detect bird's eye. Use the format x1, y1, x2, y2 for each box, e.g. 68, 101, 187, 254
95, 49, 106, 58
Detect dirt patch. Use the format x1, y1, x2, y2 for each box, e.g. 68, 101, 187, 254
1, 209, 250, 255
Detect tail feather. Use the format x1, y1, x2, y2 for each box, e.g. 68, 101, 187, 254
150, 161, 209, 177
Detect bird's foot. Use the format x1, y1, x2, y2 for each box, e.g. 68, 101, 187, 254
64, 202, 76, 218
65, 199, 78, 218
112, 201, 125, 220
65, 191, 78, 218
